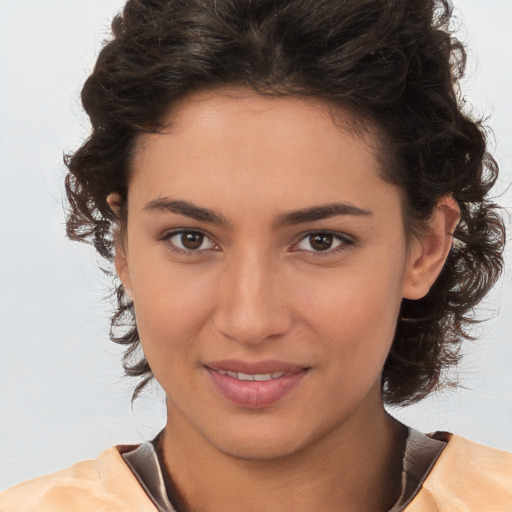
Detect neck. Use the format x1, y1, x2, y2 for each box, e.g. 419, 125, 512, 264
160, 390, 406, 512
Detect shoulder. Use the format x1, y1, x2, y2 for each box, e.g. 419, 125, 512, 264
0, 445, 158, 512
405, 433, 512, 511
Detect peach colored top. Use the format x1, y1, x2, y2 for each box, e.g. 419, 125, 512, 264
1, 433, 511, 511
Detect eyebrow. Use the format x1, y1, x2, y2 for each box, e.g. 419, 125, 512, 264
144, 198, 231, 226
144, 197, 372, 227
275, 203, 373, 227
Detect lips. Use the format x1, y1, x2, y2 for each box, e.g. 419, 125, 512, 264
205, 360, 309, 409
214, 370, 287, 381
206, 359, 306, 375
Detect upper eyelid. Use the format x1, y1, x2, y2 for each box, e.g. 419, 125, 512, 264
158, 227, 216, 242
159, 228, 219, 253
157, 228, 355, 250
290, 231, 355, 253
294, 230, 355, 243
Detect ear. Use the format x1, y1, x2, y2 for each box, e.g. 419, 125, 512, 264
107, 193, 133, 299
402, 197, 460, 300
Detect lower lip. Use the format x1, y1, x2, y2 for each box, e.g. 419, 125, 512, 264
206, 368, 308, 409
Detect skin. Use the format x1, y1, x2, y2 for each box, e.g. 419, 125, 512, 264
114, 88, 458, 512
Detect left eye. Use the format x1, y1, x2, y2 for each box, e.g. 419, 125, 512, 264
165, 231, 216, 252
295, 233, 348, 252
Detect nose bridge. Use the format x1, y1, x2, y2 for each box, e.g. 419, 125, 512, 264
214, 246, 291, 344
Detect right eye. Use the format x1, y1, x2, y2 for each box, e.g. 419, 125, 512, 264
162, 230, 218, 254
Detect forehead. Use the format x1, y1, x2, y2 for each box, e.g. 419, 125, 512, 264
166, 88, 357, 129
129, 88, 401, 222
137, 88, 381, 157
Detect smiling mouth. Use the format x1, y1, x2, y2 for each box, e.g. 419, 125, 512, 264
205, 364, 309, 408
213, 370, 288, 381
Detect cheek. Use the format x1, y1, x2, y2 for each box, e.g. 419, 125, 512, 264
296, 256, 405, 367
129, 258, 217, 367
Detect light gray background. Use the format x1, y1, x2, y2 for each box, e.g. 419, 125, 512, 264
0, 0, 511, 491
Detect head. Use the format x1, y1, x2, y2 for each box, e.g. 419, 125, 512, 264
66, 0, 504, 410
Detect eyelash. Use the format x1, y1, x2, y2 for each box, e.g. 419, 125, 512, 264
158, 229, 354, 257
290, 231, 354, 257
158, 230, 219, 256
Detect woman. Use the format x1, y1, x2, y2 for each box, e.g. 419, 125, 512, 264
1, 0, 510, 510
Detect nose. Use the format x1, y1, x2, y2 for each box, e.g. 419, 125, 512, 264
213, 249, 293, 346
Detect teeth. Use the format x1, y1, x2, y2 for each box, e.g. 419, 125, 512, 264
253, 373, 273, 381
215, 370, 287, 381
237, 372, 255, 381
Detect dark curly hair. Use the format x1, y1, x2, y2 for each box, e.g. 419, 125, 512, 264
65, 0, 505, 405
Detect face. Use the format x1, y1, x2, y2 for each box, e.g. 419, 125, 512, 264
117, 89, 425, 460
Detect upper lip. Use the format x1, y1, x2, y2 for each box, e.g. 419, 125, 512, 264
205, 359, 308, 375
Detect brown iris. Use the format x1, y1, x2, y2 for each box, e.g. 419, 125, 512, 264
181, 232, 204, 250
309, 234, 334, 251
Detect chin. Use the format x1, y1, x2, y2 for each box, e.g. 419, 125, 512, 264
213, 434, 307, 462
201, 417, 332, 462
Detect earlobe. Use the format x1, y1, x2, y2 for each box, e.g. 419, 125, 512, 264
402, 197, 460, 300
113, 237, 133, 300
107, 193, 133, 299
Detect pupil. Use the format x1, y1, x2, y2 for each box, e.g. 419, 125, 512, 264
310, 234, 333, 251
182, 232, 203, 250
